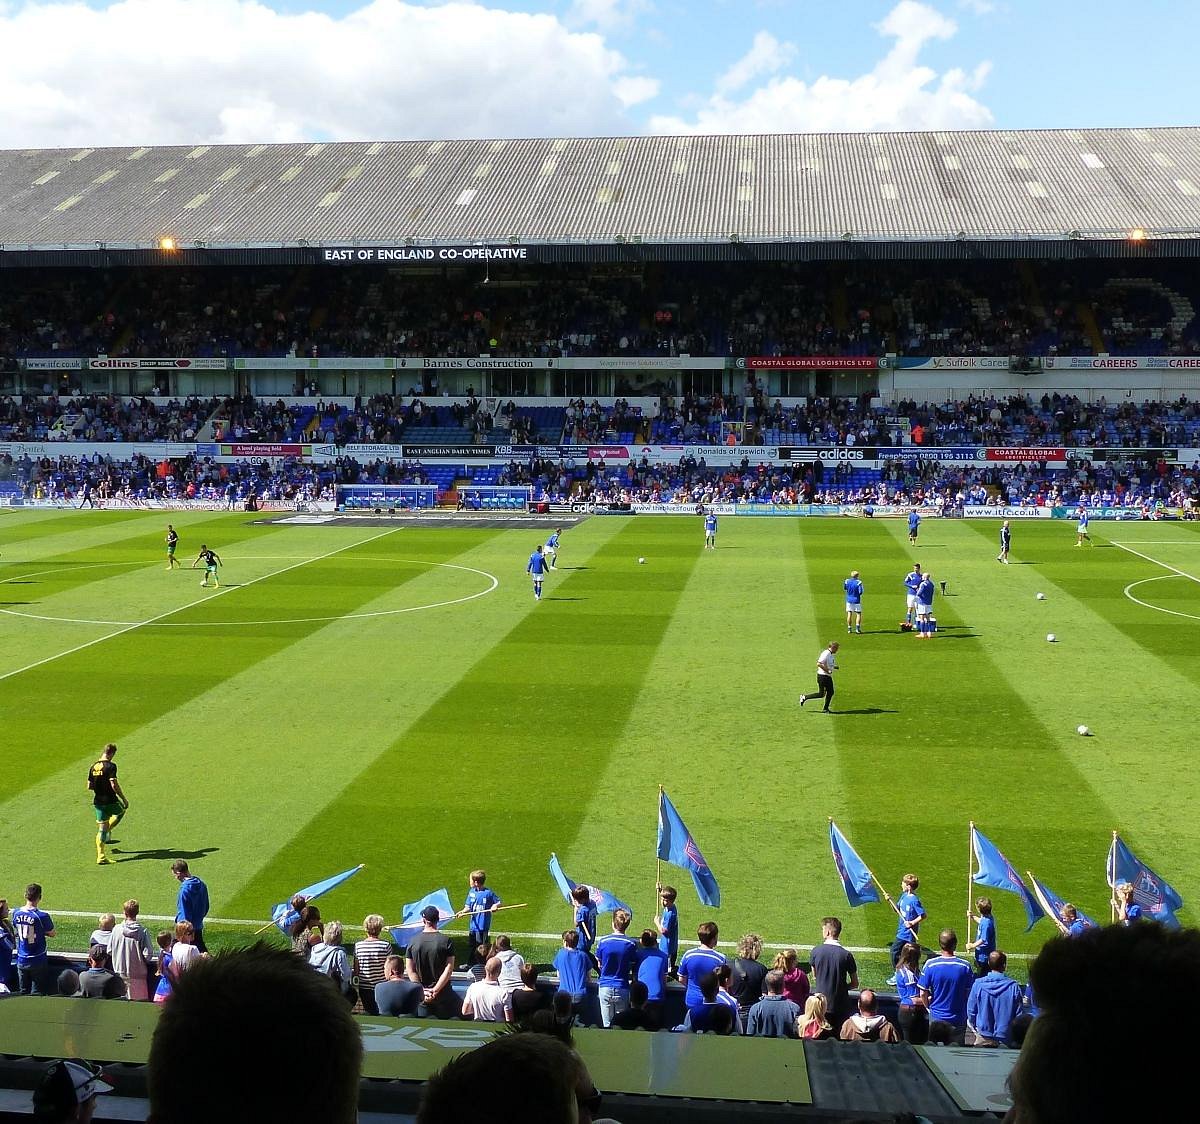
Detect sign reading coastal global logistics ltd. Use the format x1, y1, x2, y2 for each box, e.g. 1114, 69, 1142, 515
740, 356, 882, 370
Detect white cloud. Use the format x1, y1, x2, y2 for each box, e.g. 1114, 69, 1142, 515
715, 31, 795, 96
567, 0, 647, 32
0, 0, 647, 147
613, 75, 660, 108
649, 1, 993, 135
958, 0, 995, 14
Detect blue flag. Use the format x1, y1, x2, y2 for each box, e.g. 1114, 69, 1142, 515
829, 820, 880, 907
1107, 834, 1183, 928
388, 888, 456, 947
269, 864, 364, 934
548, 854, 632, 918
1027, 871, 1098, 934
657, 790, 721, 907
970, 826, 1044, 931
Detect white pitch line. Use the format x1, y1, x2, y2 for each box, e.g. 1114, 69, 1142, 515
1110, 541, 1200, 585
41, 909, 1034, 958
0, 528, 397, 684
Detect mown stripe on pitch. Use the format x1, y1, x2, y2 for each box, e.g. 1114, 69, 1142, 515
1, 523, 545, 918
0, 514, 325, 677
220, 516, 701, 923
951, 518, 1200, 926
801, 518, 1125, 954
550, 518, 840, 943
0, 523, 496, 796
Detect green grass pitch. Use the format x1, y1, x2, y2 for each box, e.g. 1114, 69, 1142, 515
2, 508, 1197, 970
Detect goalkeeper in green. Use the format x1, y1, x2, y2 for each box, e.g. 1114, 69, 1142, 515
88, 742, 128, 866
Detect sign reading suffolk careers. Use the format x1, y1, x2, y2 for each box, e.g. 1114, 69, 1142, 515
319, 245, 531, 264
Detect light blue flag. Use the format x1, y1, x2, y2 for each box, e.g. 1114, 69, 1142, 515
548, 853, 632, 918
657, 789, 721, 907
388, 888, 456, 947
1027, 871, 1099, 934
829, 820, 881, 908
971, 825, 1044, 931
1107, 833, 1183, 928
270, 864, 364, 934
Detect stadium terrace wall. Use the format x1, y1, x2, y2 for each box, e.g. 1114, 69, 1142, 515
5, 237, 1200, 268
2, 439, 1195, 469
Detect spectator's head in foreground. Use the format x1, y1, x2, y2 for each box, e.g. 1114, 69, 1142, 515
1005, 923, 1200, 1124
418, 1033, 600, 1124
33, 1059, 112, 1123
147, 945, 362, 1124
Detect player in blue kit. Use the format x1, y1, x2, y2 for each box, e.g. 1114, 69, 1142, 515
1075, 506, 1092, 546
915, 572, 936, 638
908, 510, 920, 544
527, 544, 548, 600
844, 570, 864, 634
544, 528, 562, 570
903, 563, 923, 626
703, 511, 718, 550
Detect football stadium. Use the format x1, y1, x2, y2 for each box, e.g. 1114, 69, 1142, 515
2, 127, 1200, 1120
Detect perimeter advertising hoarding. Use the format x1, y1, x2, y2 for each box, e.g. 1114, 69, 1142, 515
740, 356, 882, 370
963, 506, 1053, 519
89, 357, 226, 370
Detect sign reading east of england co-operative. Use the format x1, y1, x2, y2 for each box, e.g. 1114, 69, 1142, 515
319, 245, 531, 264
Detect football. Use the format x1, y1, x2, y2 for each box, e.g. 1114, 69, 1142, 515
638, 557, 646, 564
1047, 633, 1057, 642
1077, 725, 1091, 736
1036, 592, 1046, 600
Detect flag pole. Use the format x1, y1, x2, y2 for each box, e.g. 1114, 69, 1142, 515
1110, 829, 1119, 924
1028, 870, 1070, 937
967, 821, 976, 935
655, 785, 664, 930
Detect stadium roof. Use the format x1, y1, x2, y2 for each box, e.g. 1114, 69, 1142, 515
2, 127, 1200, 263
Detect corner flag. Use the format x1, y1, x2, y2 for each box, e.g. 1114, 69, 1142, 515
970, 825, 1043, 931
829, 820, 881, 907
548, 854, 632, 918
657, 789, 721, 907
1107, 833, 1183, 928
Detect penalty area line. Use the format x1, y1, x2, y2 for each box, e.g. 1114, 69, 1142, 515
1109, 541, 1200, 586
0, 528, 398, 684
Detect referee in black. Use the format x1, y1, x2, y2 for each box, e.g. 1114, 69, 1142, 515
799, 641, 839, 713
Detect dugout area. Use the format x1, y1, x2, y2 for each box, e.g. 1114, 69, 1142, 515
0, 996, 1011, 1121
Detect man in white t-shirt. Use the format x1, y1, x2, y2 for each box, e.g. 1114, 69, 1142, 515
461, 957, 513, 1023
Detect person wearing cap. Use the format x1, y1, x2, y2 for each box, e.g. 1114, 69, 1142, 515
32, 1059, 112, 1122
405, 905, 457, 1018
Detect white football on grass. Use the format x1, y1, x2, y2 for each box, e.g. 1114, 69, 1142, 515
1077, 725, 1091, 736
1047, 633, 1056, 643
638, 557, 646, 564
1036, 593, 1046, 600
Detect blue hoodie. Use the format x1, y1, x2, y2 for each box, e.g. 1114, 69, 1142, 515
967, 971, 1024, 1044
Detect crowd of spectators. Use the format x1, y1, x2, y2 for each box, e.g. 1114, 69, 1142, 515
5, 261, 1200, 361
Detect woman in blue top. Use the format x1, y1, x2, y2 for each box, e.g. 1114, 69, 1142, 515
894, 943, 928, 1044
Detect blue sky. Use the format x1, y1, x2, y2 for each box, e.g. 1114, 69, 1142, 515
0, 0, 1196, 146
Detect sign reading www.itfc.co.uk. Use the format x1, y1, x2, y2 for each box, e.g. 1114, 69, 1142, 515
962, 506, 1053, 519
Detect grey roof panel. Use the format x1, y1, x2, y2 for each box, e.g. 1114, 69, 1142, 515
2, 127, 1200, 248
